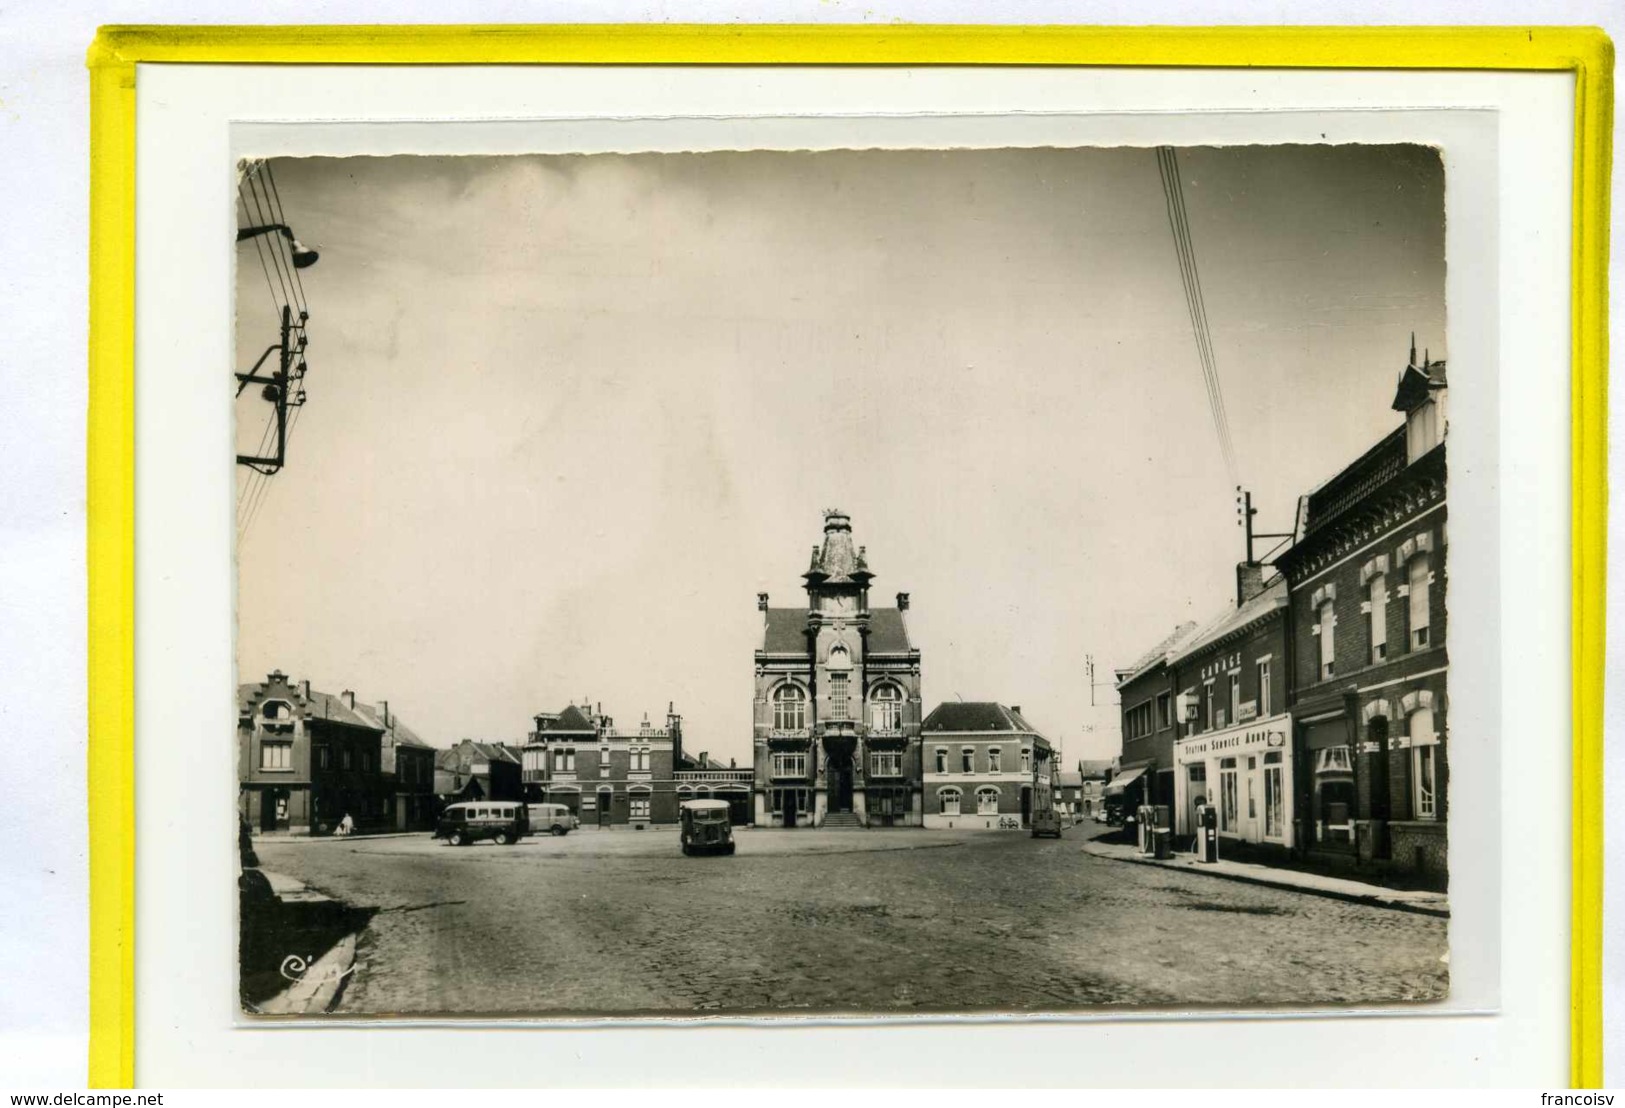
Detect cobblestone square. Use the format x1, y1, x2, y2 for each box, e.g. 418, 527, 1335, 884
251, 826, 1448, 1017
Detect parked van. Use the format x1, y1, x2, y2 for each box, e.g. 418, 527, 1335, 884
1029, 808, 1063, 839
435, 801, 529, 846
527, 802, 579, 836
679, 799, 735, 856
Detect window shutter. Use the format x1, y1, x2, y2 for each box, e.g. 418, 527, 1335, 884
1409, 557, 1430, 633
1370, 574, 1387, 652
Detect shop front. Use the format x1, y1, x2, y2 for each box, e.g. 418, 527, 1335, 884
1102, 762, 1150, 824
1300, 714, 1356, 854
1172, 714, 1294, 850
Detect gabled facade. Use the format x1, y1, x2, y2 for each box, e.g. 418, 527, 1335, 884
523, 702, 694, 828
1276, 349, 1448, 881
237, 670, 387, 835
435, 739, 523, 803
752, 510, 924, 828
920, 702, 1054, 830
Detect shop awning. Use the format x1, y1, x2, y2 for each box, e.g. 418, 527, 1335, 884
1103, 764, 1148, 797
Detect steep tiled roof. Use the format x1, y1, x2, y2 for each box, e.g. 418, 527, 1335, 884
1115, 622, 1201, 688
1166, 577, 1288, 667
760, 607, 912, 654
350, 702, 435, 749
237, 680, 379, 731
549, 705, 597, 733
922, 702, 1037, 734
1077, 759, 1115, 780
439, 739, 521, 769
1056, 771, 1084, 788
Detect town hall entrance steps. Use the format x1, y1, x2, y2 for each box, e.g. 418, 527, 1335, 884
821, 811, 865, 830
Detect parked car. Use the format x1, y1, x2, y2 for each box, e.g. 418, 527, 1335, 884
1030, 809, 1063, 839
526, 802, 579, 836
435, 801, 529, 846
679, 799, 735, 856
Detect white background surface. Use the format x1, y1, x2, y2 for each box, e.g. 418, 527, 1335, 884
0, 0, 1619, 1090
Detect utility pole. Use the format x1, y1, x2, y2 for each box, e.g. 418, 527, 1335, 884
236, 303, 308, 473
1235, 487, 1294, 565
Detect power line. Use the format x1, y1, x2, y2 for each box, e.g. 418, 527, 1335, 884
1155, 146, 1238, 485
238, 183, 283, 324
263, 161, 308, 315
243, 167, 292, 313
1166, 150, 1238, 469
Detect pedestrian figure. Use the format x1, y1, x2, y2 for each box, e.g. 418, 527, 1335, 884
337, 811, 354, 837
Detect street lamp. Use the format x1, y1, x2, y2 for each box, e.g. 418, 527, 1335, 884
237, 223, 319, 268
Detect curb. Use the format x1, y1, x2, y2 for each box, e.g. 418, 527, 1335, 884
247, 870, 365, 1015
1081, 844, 1451, 919
255, 932, 360, 1015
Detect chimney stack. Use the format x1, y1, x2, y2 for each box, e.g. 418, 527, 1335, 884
379, 699, 390, 727
896, 592, 910, 611
758, 592, 770, 611
1236, 562, 1266, 606
341, 689, 355, 709
300, 679, 311, 701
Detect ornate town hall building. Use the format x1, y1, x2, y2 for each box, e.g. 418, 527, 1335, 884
753, 510, 923, 828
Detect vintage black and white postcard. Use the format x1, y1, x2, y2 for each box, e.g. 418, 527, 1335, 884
233, 143, 1452, 1018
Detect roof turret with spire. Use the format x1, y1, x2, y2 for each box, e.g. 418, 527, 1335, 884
803, 509, 875, 585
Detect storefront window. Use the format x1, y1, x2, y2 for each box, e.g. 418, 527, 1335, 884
1264, 751, 1284, 838
1219, 757, 1238, 832
1313, 745, 1354, 844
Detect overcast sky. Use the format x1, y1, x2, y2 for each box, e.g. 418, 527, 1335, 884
235, 144, 1445, 765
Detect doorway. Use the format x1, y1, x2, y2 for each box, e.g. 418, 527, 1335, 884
259, 788, 287, 833
828, 751, 854, 812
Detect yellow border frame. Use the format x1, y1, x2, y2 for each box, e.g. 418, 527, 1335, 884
86, 23, 1612, 1089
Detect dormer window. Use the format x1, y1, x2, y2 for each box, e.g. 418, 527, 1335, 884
260, 699, 295, 732
1406, 393, 1444, 462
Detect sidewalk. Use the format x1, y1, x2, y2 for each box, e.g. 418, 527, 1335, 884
244, 870, 365, 1015
252, 830, 424, 843
1080, 837, 1450, 918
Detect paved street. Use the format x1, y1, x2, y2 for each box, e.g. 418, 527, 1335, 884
252, 826, 1448, 1017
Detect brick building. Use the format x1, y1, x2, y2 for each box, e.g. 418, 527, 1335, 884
752, 510, 924, 828
523, 702, 696, 828
921, 702, 1054, 830
351, 699, 437, 831
237, 670, 387, 834
1165, 570, 1294, 853
1110, 621, 1198, 818
435, 739, 523, 804
1076, 760, 1112, 820
1276, 347, 1448, 882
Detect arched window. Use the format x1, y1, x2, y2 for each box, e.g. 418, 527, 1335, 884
827, 643, 850, 669
1318, 600, 1336, 679
938, 788, 962, 817
869, 683, 902, 732
261, 700, 292, 721
1410, 706, 1439, 820
976, 787, 1000, 815
773, 684, 807, 731
1408, 554, 1433, 650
